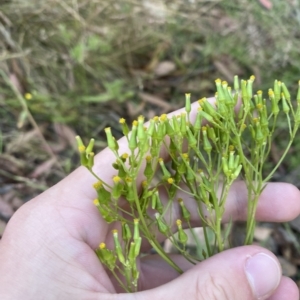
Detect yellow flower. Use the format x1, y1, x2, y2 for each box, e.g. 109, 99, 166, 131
99, 243, 106, 249
24, 93, 32, 100
160, 114, 167, 122
93, 199, 100, 206
142, 180, 148, 187
121, 153, 129, 159
182, 153, 189, 160
113, 175, 121, 183
176, 219, 182, 226
78, 145, 86, 153
167, 177, 174, 184
93, 181, 103, 190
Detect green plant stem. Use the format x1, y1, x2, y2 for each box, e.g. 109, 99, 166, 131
187, 221, 203, 259
168, 233, 198, 264
89, 169, 112, 189
132, 180, 183, 274
244, 190, 261, 245
264, 125, 299, 182
123, 265, 132, 291
202, 223, 212, 257
108, 139, 183, 273
211, 177, 233, 252
245, 122, 299, 244
112, 269, 130, 293
148, 239, 183, 274
210, 192, 223, 252
194, 192, 212, 257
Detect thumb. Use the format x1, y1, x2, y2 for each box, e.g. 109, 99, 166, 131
134, 246, 282, 300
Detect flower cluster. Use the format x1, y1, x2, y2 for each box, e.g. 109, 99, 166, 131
76, 76, 300, 292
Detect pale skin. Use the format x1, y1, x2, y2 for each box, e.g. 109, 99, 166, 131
0, 102, 299, 300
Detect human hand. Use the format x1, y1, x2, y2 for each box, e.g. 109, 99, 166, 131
0, 102, 299, 300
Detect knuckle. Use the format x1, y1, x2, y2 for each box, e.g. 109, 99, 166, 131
196, 273, 235, 300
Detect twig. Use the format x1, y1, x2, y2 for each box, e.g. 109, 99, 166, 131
0, 69, 65, 173
0, 169, 48, 191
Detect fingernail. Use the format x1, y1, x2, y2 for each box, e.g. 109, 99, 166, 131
245, 253, 281, 299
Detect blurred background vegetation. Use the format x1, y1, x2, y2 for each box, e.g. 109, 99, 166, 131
1, 0, 300, 287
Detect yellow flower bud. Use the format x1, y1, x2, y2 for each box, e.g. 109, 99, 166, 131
99, 242, 106, 249
167, 177, 174, 184
24, 93, 32, 100
93, 199, 100, 206
113, 175, 121, 183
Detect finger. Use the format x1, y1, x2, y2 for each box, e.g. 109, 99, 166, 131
187, 180, 300, 224
267, 276, 299, 300
227, 181, 300, 223
143, 181, 300, 248
120, 246, 283, 300
138, 256, 299, 299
